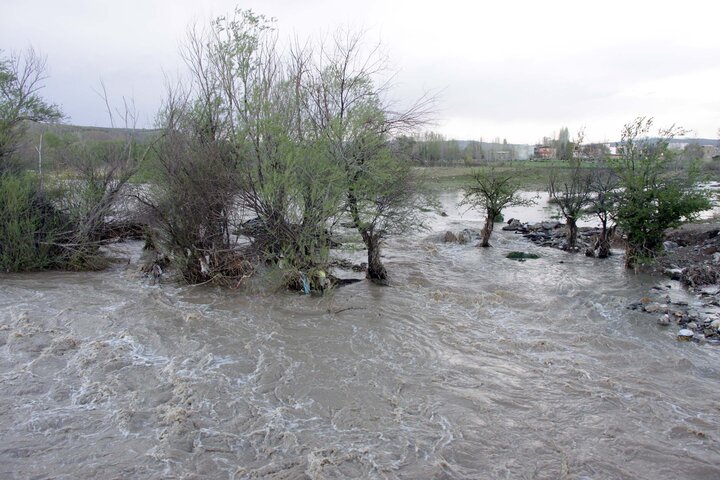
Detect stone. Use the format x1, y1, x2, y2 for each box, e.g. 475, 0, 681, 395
664, 268, 684, 280
643, 303, 666, 314
677, 329, 695, 341
657, 314, 671, 326
710, 319, 720, 331
627, 302, 644, 311
540, 221, 560, 230
442, 231, 457, 243
663, 241, 679, 252
699, 285, 720, 296
506, 251, 540, 260
686, 322, 698, 331
457, 229, 479, 245
502, 219, 522, 231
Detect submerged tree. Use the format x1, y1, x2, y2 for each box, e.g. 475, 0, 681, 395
304, 30, 433, 283
611, 117, 710, 268
462, 168, 534, 247
150, 10, 435, 288
586, 167, 618, 258
548, 130, 593, 251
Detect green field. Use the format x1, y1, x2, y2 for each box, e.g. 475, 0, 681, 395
416, 160, 602, 191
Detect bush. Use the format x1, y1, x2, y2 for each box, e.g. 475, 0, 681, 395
0, 173, 68, 271
506, 251, 540, 260
611, 118, 711, 268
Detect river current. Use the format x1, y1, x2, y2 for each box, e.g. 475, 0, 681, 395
1, 192, 719, 479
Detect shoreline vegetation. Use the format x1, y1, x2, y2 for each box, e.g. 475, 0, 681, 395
1, 10, 718, 338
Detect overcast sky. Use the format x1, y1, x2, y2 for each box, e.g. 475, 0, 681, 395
2, 0, 718, 144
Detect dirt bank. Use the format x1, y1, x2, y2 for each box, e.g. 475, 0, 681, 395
656, 222, 720, 289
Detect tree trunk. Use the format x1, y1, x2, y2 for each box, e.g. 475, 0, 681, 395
624, 244, 638, 269
566, 218, 578, 251
597, 222, 612, 259
480, 211, 495, 247
365, 232, 387, 283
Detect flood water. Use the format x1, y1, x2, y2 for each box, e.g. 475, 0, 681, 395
1, 192, 719, 479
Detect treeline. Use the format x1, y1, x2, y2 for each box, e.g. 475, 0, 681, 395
0, 10, 432, 288
463, 120, 711, 266
392, 132, 527, 165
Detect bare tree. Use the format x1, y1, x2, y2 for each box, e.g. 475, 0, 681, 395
0, 47, 62, 172
52, 88, 155, 269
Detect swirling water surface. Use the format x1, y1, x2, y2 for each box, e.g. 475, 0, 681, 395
1, 192, 719, 479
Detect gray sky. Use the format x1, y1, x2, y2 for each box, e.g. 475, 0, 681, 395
2, 0, 718, 143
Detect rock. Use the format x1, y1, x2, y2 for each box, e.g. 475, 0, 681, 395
663, 241, 679, 252
699, 285, 720, 296
672, 310, 686, 319
541, 221, 561, 230
442, 231, 457, 243
713, 252, 720, 264
440, 211, 448, 217
710, 319, 720, 331
686, 322, 698, 331
502, 218, 522, 231
657, 314, 671, 326
457, 229, 479, 245
663, 268, 684, 280
677, 329, 695, 341
643, 303, 666, 314
351, 262, 367, 273
627, 301, 644, 311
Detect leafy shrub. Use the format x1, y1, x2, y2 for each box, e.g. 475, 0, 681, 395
0, 173, 68, 271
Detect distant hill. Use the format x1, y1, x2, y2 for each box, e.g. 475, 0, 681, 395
604, 137, 719, 147
24, 121, 161, 143
12, 122, 161, 171
669, 138, 719, 146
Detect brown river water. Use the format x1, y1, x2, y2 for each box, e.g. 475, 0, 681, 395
1, 192, 719, 479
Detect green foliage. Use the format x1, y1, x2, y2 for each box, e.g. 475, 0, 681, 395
463, 168, 532, 218
610, 117, 711, 267
143, 9, 431, 286
506, 251, 540, 260
0, 173, 68, 272
462, 168, 534, 246
352, 150, 423, 235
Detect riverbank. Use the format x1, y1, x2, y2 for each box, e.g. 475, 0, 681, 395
656, 222, 720, 289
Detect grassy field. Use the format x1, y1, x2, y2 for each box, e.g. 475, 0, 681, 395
416, 160, 602, 191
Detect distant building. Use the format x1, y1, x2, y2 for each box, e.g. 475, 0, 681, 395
513, 145, 534, 161
533, 145, 556, 160
578, 143, 611, 160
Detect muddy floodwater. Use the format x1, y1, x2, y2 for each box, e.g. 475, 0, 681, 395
2, 192, 719, 479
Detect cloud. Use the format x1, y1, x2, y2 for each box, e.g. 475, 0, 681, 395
2, 0, 719, 142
